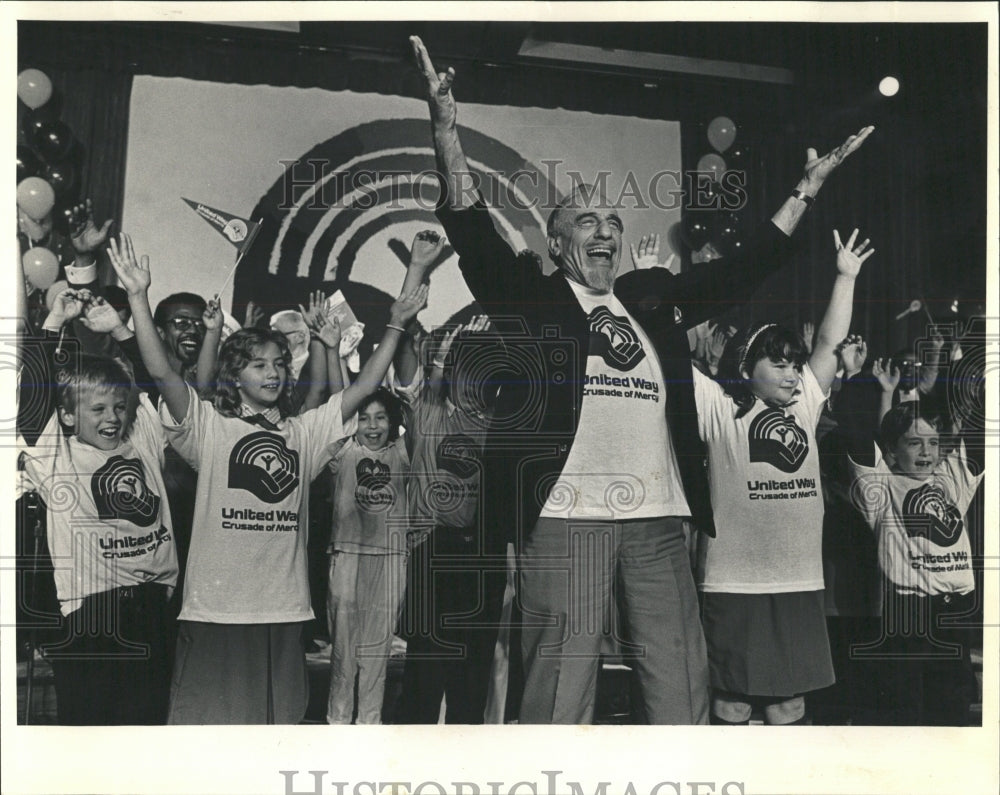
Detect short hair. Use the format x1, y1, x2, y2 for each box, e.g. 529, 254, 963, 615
153, 292, 207, 328
56, 354, 133, 415
357, 387, 403, 442
716, 323, 809, 418
103, 285, 131, 319
213, 328, 297, 419
545, 183, 615, 265
880, 403, 942, 450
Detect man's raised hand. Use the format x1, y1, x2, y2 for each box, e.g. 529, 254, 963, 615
803, 126, 875, 193
66, 198, 114, 254
107, 234, 151, 295
410, 35, 457, 128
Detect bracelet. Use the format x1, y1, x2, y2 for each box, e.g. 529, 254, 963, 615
385, 323, 407, 334
431, 359, 447, 369
791, 189, 815, 206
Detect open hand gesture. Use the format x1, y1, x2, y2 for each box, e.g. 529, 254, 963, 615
300, 290, 341, 349
389, 283, 429, 327
630, 233, 678, 272
244, 299, 266, 329
803, 126, 875, 191
837, 334, 867, 374
107, 234, 151, 295
409, 229, 447, 270
872, 357, 901, 393
80, 296, 124, 334
66, 199, 114, 254
410, 35, 457, 127
833, 228, 875, 277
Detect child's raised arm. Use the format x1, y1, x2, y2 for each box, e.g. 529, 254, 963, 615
107, 234, 191, 421
194, 297, 224, 397
341, 284, 428, 420
300, 290, 344, 409
810, 228, 875, 393
394, 230, 446, 388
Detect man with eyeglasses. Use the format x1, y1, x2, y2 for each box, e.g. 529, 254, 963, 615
411, 36, 873, 724
151, 293, 209, 381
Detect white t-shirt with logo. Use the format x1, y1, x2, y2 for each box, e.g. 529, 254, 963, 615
403, 382, 489, 531
693, 363, 827, 593
849, 442, 981, 596
540, 278, 690, 520
160, 385, 356, 623
22, 395, 178, 616
328, 436, 410, 554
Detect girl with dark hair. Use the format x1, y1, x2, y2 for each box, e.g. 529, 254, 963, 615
108, 232, 427, 724
691, 229, 874, 725
325, 385, 411, 724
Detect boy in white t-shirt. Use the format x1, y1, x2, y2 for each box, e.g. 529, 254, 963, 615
20, 288, 178, 724
847, 399, 983, 725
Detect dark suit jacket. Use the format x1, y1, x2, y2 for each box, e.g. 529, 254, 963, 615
436, 199, 797, 547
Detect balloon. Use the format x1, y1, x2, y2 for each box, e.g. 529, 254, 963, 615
16, 177, 56, 220
689, 177, 721, 210
45, 280, 70, 311
707, 116, 737, 153
715, 219, 745, 257
42, 161, 78, 200
17, 69, 53, 110
697, 153, 727, 183
680, 215, 713, 251
727, 143, 751, 170
17, 146, 42, 183
21, 104, 60, 141
23, 247, 60, 290
32, 120, 74, 163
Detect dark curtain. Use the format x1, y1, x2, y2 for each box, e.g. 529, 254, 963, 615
16, 64, 133, 284
18, 21, 983, 363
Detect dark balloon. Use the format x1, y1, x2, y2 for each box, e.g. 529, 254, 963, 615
681, 214, 713, 251
32, 120, 74, 163
727, 143, 752, 170
42, 161, 78, 200
714, 212, 746, 257
21, 103, 60, 140
17, 146, 42, 183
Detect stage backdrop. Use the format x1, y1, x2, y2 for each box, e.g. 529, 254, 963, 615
122, 75, 682, 333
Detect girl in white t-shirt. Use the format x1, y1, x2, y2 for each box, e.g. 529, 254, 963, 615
325, 387, 411, 724
108, 233, 427, 724
684, 228, 874, 725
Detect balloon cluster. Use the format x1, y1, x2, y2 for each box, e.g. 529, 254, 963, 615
17, 68, 81, 290
680, 116, 752, 262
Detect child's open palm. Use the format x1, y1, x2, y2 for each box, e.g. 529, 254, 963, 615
872, 358, 901, 393
80, 297, 123, 334
107, 234, 151, 295
833, 228, 875, 277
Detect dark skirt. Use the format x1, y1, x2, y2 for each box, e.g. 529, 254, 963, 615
701, 590, 834, 697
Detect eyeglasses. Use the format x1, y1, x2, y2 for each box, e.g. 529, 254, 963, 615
168, 317, 206, 332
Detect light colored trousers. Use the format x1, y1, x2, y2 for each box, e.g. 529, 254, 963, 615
518, 516, 710, 724
326, 551, 406, 724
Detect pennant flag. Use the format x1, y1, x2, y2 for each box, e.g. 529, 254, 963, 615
182, 197, 260, 255
183, 197, 263, 296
